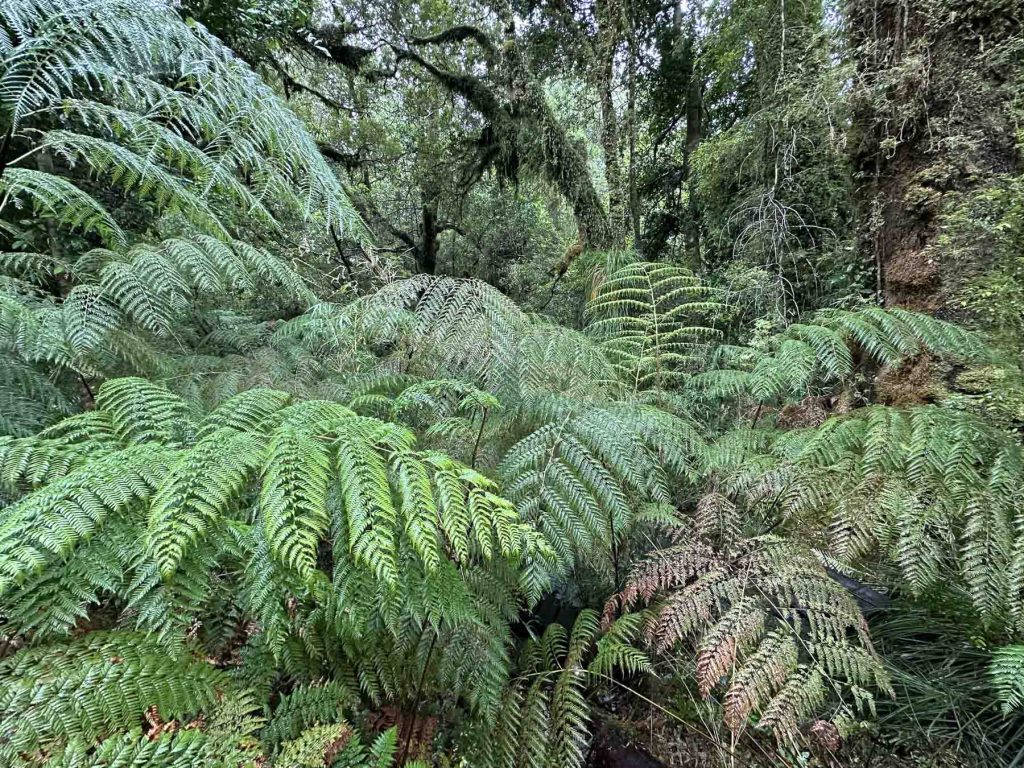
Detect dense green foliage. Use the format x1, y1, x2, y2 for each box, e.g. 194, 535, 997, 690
1, 0, 1023, 766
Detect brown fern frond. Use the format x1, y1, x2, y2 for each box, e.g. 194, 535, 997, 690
607, 534, 891, 739
602, 540, 718, 627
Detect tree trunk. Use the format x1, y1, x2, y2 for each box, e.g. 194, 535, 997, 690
398, 44, 615, 252
598, 69, 626, 244
848, 0, 1022, 311
626, 13, 641, 247
595, 0, 627, 246
677, 4, 703, 266
419, 199, 439, 275
302, 14, 614, 254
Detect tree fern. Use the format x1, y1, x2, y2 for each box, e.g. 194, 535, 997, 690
0, 377, 550, 749
0, 376, 546, 596
0, 0, 362, 234
605, 535, 892, 740
274, 276, 617, 417
777, 406, 1024, 632
585, 261, 723, 391
690, 306, 984, 405
0, 0, 365, 434
500, 403, 701, 579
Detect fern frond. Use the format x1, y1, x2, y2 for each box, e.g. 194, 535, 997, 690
0, 632, 230, 760
197, 388, 293, 438
261, 427, 331, 581
691, 307, 985, 407
585, 261, 723, 391
0, 444, 173, 596
261, 681, 355, 756
274, 722, 354, 767
95, 377, 191, 445
147, 429, 261, 578
42, 726, 260, 768
0, 167, 125, 246
608, 535, 890, 738
0, 0, 363, 235
992, 645, 1024, 714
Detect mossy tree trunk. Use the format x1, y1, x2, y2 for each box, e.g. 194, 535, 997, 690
848, 0, 1022, 311
594, 0, 628, 245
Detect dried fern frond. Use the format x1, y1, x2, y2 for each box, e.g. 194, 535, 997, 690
606, 535, 892, 740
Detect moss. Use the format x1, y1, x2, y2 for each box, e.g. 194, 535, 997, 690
950, 364, 1024, 427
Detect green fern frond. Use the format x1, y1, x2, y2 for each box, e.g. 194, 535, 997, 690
60, 284, 122, 359
261, 427, 331, 581
774, 406, 1024, 631
0, 632, 231, 760
501, 403, 702, 578
992, 645, 1024, 714
690, 307, 985, 407
0, 519, 126, 638
147, 428, 262, 578
0, 444, 173, 596
261, 681, 355, 756
197, 388, 293, 438
0, 0, 363, 235
274, 722, 354, 767
41, 726, 260, 768
0, 167, 125, 246
95, 377, 192, 445
461, 609, 644, 768
585, 261, 723, 391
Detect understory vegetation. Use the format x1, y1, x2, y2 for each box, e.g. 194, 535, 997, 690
0, 0, 1023, 766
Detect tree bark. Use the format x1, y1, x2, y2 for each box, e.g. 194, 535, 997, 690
419, 198, 439, 275
677, 4, 703, 266
594, 0, 627, 245
626, 13, 641, 247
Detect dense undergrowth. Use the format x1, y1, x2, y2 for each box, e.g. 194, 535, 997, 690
1, 1, 1024, 767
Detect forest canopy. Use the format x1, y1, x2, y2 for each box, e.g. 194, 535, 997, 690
0, 0, 1023, 766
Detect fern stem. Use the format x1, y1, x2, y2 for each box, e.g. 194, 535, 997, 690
0, 126, 13, 180
329, 224, 354, 278
471, 407, 489, 469
2, 143, 43, 173
609, 505, 620, 591
77, 374, 95, 410
399, 629, 438, 765
750, 403, 764, 427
